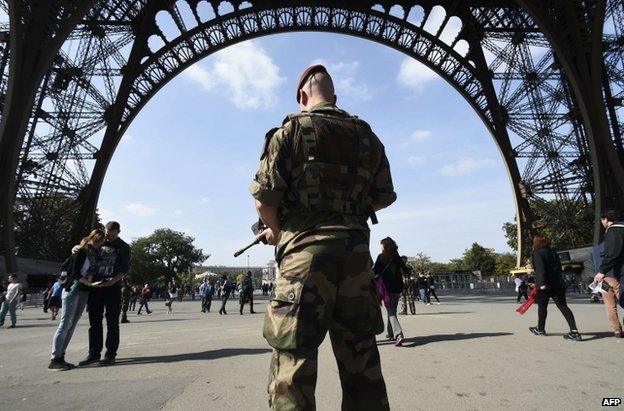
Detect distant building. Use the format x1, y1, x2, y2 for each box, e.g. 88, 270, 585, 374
0, 256, 60, 289
430, 270, 479, 290
263, 260, 278, 283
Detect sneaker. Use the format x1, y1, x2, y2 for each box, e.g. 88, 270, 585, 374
394, 335, 404, 347
7, 325, 15, 328
563, 331, 582, 342
121, 319, 130, 323
426, 303, 431, 306
59, 357, 75, 369
137, 312, 143, 315
98, 357, 116, 366
250, 311, 256, 314
78, 355, 101, 366
48, 359, 70, 371
614, 332, 623, 339
147, 311, 152, 314
529, 327, 546, 336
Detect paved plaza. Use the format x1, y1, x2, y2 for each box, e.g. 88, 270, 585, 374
0, 293, 622, 410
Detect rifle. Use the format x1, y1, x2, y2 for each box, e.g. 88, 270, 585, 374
233, 220, 267, 257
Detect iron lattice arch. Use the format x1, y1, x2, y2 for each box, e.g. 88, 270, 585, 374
1, 0, 624, 271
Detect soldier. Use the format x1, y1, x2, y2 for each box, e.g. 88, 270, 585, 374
120, 280, 131, 324
402, 256, 416, 314
239, 271, 256, 315
250, 65, 396, 410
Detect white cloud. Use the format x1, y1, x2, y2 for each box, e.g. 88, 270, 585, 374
124, 203, 156, 216
440, 158, 497, 177
408, 156, 426, 167
411, 130, 432, 140
397, 58, 439, 91
200, 197, 211, 204
173, 209, 183, 216
184, 41, 285, 109
312, 58, 373, 101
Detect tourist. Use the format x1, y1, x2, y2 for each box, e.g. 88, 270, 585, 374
426, 273, 441, 304
136, 283, 152, 315
42, 281, 52, 313
129, 285, 138, 311
219, 274, 231, 315
199, 277, 209, 313
48, 277, 64, 320
515, 274, 529, 302
529, 234, 581, 341
374, 237, 407, 346
78, 221, 131, 367
416, 273, 429, 305
204, 277, 215, 312
593, 209, 624, 338
239, 271, 256, 315
0, 273, 23, 328
165, 281, 177, 314
49, 229, 105, 371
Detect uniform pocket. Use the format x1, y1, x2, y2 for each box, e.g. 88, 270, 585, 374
263, 282, 303, 350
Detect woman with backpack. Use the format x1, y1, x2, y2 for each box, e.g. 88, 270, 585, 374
48, 229, 105, 371
373, 237, 410, 347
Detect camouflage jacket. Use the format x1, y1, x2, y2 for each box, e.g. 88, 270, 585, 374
250, 103, 396, 258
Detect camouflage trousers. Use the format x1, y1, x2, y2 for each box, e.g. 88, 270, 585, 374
264, 231, 389, 411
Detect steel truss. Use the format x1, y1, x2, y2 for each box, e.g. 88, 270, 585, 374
1, 0, 624, 272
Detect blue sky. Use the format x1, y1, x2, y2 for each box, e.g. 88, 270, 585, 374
97, 32, 516, 267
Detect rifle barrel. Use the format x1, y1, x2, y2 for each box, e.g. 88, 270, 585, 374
233, 238, 261, 258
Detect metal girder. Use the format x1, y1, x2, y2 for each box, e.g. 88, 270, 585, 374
2, 0, 624, 271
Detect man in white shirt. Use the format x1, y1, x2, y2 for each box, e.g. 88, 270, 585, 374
0, 273, 22, 328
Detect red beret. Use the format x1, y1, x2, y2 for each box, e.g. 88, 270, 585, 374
296, 64, 328, 103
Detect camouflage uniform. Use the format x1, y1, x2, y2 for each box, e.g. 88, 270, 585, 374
250, 103, 396, 410
120, 282, 131, 323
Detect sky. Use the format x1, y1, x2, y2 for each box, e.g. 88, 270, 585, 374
97, 32, 516, 267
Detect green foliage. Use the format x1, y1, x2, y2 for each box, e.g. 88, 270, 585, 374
13, 196, 101, 261
410, 252, 432, 273
127, 228, 208, 284
461, 243, 497, 276
502, 199, 594, 260
494, 252, 517, 276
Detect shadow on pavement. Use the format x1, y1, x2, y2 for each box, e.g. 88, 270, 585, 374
115, 348, 272, 365
9, 322, 58, 328
409, 311, 474, 316
378, 332, 513, 348
125, 318, 191, 324
573, 331, 614, 341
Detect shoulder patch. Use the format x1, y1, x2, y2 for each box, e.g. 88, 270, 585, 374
260, 127, 280, 160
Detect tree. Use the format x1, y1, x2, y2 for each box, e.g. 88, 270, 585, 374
494, 252, 517, 277
13, 195, 101, 261
127, 228, 208, 284
502, 199, 593, 260
461, 243, 497, 277
410, 252, 432, 273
